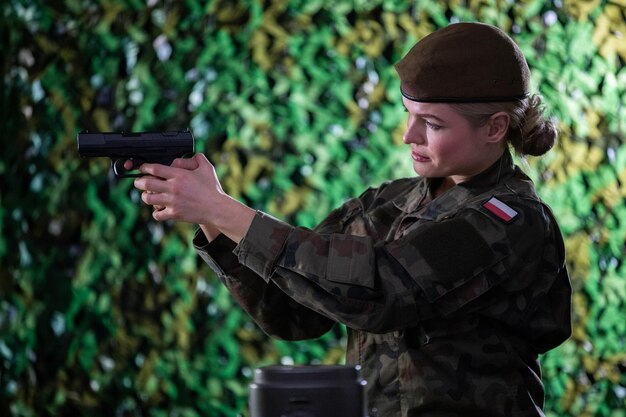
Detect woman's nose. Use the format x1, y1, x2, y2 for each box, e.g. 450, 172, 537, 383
403, 121, 424, 145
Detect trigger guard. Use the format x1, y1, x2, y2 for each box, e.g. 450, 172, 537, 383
112, 159, 144, 178
112, 159, 128, 177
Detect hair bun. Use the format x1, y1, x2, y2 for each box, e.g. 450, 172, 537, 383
518, 96, 557, 156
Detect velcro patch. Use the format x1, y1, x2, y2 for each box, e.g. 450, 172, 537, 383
482, 197, 518, 223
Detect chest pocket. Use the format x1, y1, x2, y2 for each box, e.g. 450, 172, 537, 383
385, 212, 510, 316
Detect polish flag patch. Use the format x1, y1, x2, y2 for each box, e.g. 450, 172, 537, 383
482, 197, 518, 223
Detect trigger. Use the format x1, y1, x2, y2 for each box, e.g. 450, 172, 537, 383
113, 159, 139, 177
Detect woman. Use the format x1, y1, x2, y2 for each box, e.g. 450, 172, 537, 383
132, 22, 571, 417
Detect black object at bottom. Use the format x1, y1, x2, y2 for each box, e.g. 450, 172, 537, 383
249, 365, 368, 417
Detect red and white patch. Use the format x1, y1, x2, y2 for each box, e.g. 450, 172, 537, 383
482, 197, 518, 223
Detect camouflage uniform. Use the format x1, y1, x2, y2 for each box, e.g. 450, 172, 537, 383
194, 151, 572, 417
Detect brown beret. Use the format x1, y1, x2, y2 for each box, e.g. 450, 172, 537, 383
395, 22, 530, 102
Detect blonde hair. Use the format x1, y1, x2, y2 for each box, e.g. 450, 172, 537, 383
449, 95, 557, 156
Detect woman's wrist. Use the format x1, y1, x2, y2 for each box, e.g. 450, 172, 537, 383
208, 193, 256, 244
199, 223, 221, 242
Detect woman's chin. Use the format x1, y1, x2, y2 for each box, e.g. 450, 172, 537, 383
412, 162, 433, 177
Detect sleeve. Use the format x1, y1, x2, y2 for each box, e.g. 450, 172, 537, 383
194, 230, 335, 340
233, 199, 566, 335
192, 188, 379, 340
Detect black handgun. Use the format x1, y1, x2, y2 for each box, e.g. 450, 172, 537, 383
77, 130, 195, 177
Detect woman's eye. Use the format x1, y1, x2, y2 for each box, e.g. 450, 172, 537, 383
425, 121, 441, 130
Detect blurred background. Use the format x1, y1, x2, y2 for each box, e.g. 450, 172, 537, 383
1, 0, 625, 416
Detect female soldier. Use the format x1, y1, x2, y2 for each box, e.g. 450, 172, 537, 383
132, 22, 571, 417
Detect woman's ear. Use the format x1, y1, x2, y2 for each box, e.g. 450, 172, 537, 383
486, 112, 510, 144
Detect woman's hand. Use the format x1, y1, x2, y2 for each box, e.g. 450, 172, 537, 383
133, 154, 219, 224
131, 154, 255, 243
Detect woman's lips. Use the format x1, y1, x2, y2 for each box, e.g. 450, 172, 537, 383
412, 151, 430, 162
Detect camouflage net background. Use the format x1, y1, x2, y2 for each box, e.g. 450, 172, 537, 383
1, 0, 625, 416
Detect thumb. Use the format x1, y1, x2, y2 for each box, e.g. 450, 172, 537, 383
193, 153, 214, 170
193, 153, 224, 192
171, 155, 200, 170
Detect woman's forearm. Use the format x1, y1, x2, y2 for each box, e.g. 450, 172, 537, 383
208, 194, 256, 244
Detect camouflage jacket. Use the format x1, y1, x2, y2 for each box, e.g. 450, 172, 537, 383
194, 151, 572, 417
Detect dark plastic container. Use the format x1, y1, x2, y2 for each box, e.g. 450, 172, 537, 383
249, 365, 368, 417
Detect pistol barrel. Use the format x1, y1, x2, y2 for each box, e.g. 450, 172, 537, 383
77, 131, 194, 158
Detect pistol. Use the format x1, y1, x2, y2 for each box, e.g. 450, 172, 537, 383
77, 130, 195, 177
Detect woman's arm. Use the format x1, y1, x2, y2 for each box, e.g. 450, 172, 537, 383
133, 154, 335, 339
231, 199, 567, 334
131, 154, 485, 332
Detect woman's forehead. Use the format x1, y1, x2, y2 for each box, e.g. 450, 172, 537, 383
402, 99, 455, 119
